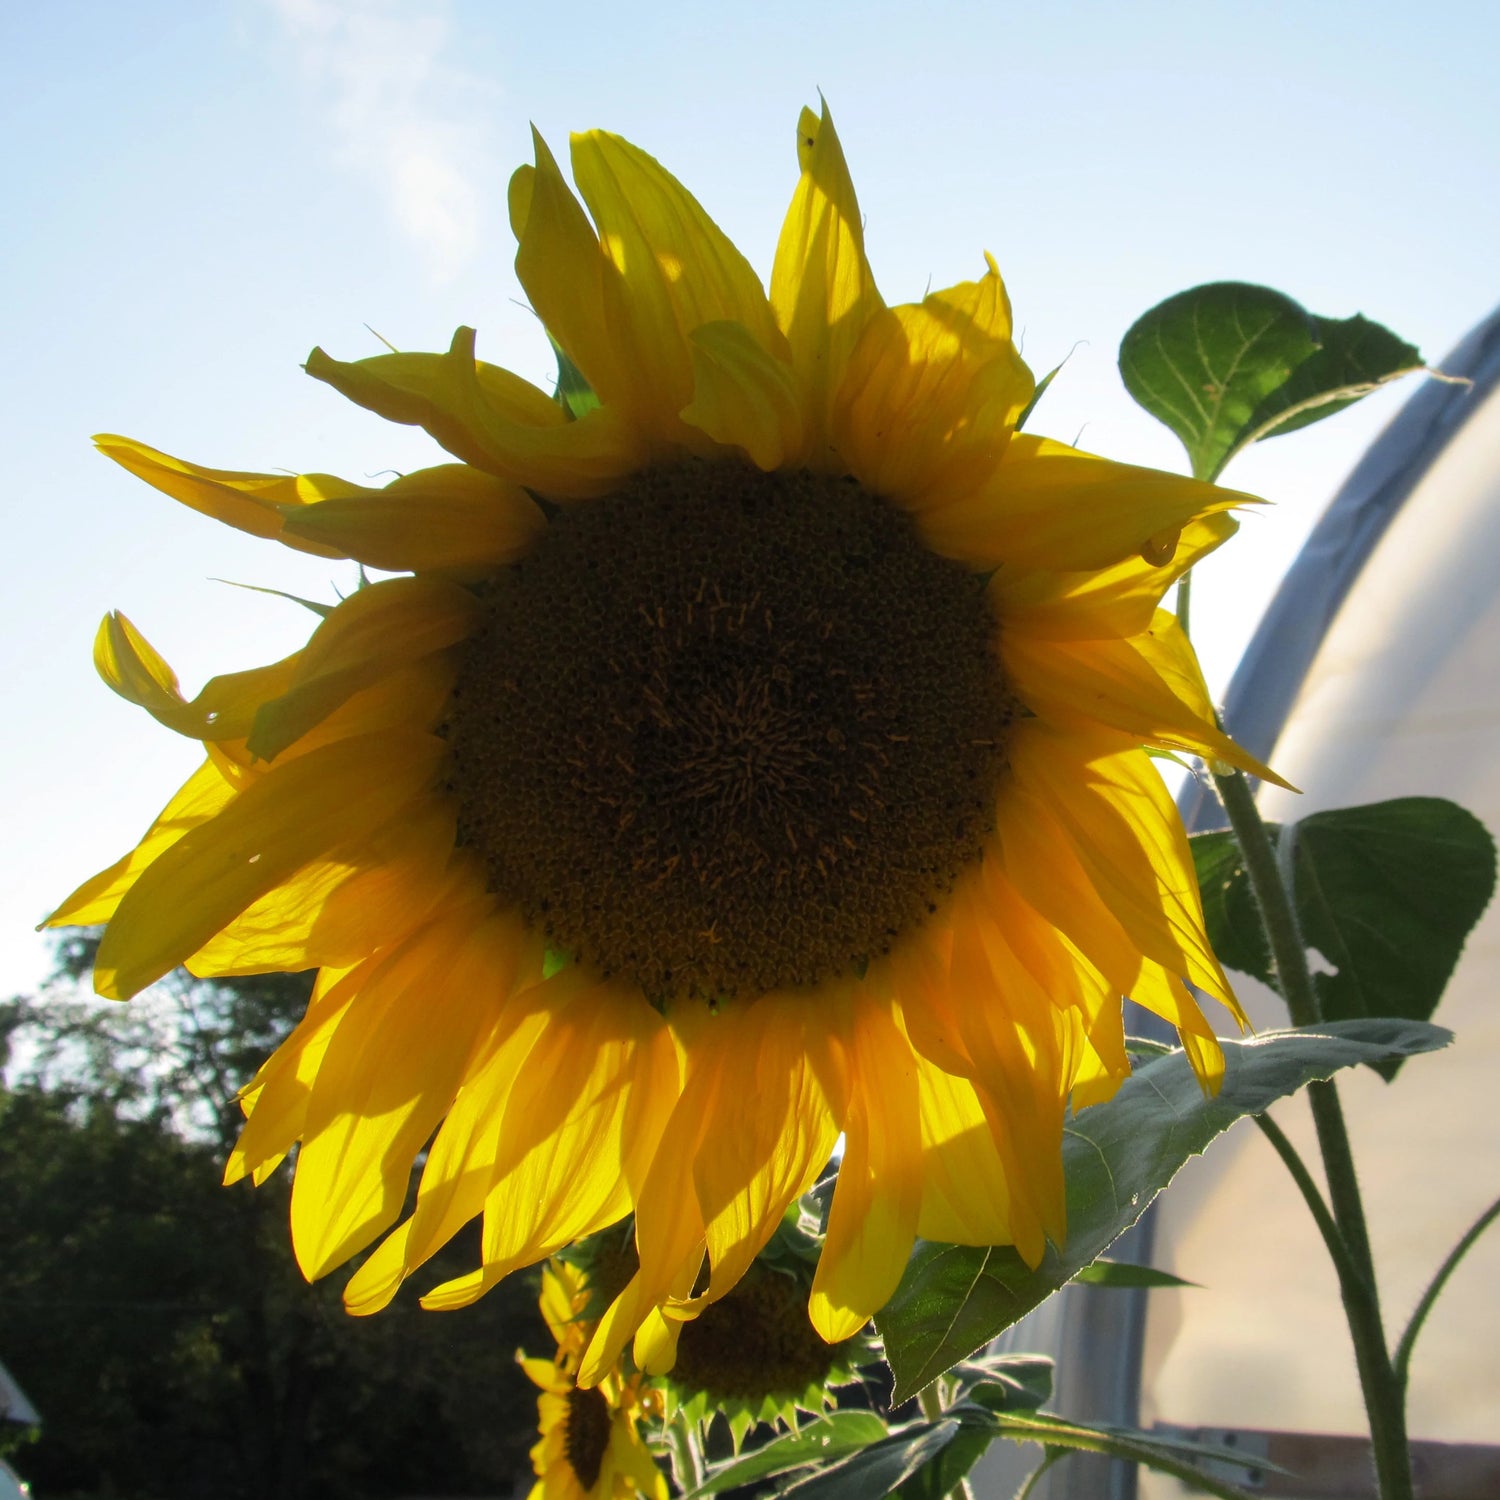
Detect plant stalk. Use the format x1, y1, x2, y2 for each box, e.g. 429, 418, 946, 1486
1210, 764, 1412, 1500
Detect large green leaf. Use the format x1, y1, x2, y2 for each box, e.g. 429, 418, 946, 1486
777, 1421, 961, 1500
1191, 799, 1495, 1076
894, 1423, 994, 1500
684, 1411, 892, 1498
876, 1020, 1449, 1400
971, 1412, 1277, 1500
1119, 283, 1421, 480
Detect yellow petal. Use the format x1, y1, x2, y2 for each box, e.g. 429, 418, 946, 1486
692, 995, 843, 1304
186, 800, 458, 977
224, 962, 360, 1185
810, 993, 921, 1341
277, 658, 457, 758
95, 434, 351, 557
1002, 611, 1289, 785
833, 257, 1034, 506
571, 129, 782, 440
509, 129, 629, 409
1007, 727, 1242, 1018
1130, 961, 1229, 1093
412, 972, 675, 1314
290, 901, 503, 1279
278, 463, 546, 576
911, 1059, 1018, 1246
769, 103, 883, 467
94, 730, 446, 999
45, 758, 236, 928
993, 513, 1238, 641
247, 576, 480, 761
918, 434, 1258, 572
680, 320, 806, 470
93, 612, 301, 742
305, 329, 645, 498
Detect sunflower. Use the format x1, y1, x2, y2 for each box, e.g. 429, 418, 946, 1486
51, 103, 1278, 1386
521, 1261, 667, 1500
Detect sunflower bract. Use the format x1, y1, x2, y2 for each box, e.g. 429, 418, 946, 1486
53, 102, 1278, 1387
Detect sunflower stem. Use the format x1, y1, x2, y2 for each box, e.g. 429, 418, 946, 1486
1175, 567, 1193, 638
918, 1385, 978, 1500
664, 1416, 705, 1494
1211, 764, 1413, 1500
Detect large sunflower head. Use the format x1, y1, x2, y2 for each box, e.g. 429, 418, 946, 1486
53, 103, 1278, 1385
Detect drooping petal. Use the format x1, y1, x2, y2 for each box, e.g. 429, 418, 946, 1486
245, 576, 481, 761
290, 896, 507, 1279
994, 513, 1238, 641
918, 434, 1258, 572
809, 993, 921, 1342
769, 102, 883, 466
833, 257, 1034, 506
277, 464, 546, 576
911, 1059, 1019, 1247
225, 962, 361, 1186
94, 729, 446, 999
571, 129, 782, 441
404, 970, 676, 1315
93, 612, 300, 742
680, 320, 806, 470
305, 330, 646, 497
580, 995, 844, 1384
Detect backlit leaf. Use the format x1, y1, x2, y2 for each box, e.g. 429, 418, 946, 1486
876, 1020, 1449, 1400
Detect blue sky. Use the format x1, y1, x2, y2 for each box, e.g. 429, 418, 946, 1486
3, 0, 1497, 997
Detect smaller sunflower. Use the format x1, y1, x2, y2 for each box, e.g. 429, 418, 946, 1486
521, 1261, 668, 1500
659, 1205, 877, 1447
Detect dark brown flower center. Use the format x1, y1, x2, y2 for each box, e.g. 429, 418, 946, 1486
671, 1266, 849, 1402
445, 460, 1013, 1005
564, 1385, 612, 1491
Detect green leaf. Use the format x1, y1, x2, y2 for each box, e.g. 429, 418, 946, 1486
1118, 283, 1422, 480
1189, 828, 1275, 983
876, 1020, 1449, 1400
778, 1421, 960, 1500
947, 1352, 1054, 1411
1072, 1259, 1198, 1289
1119, 283, 1318, 480
551, 336, 600, 421
895, 1423, 995, 1500
1241, 313, 1422, 444
975, 1412, 1276, 1500
1192, 799, 1496, 1077
685, 1411, 892, 1498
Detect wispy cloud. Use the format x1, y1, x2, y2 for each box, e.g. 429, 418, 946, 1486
265, 0, 495, 280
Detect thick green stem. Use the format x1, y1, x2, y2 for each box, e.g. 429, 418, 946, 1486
918, 1386, 977, 1500
664, 1418, 705, 1495
1175, 567, 1193, 638
1210, 765, 1412, 1500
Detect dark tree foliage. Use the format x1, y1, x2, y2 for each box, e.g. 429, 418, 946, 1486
0, 940, 549, 1500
